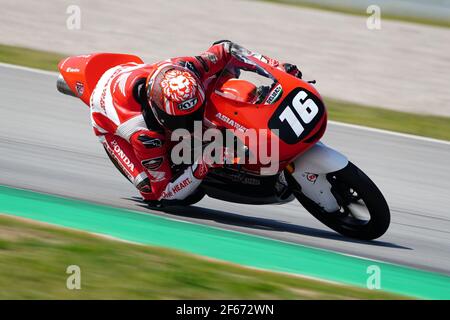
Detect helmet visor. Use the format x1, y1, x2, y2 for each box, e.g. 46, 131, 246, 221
151, 101, 204, 133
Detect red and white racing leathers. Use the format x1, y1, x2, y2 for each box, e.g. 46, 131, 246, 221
90, 42, 236, 202
90, 41, 288, 203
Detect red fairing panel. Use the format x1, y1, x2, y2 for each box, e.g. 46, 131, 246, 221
58, 53, 144, 106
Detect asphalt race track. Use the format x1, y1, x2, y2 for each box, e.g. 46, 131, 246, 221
1, 64, 449, 275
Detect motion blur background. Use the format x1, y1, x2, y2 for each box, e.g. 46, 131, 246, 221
1, 0, 449, 116
0, 0, 449, 299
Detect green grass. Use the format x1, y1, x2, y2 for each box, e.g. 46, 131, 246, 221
326, 98, 450, 141
1, 44, 449, 141
260, 0, 450, 28
0, 44, 65, 71
0, 215, 407, 299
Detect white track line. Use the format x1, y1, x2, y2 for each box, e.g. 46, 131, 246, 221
329, 121, 450, 146
1, 62, 449, 146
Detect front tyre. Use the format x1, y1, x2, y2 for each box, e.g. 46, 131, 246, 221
289, 162, 390, 240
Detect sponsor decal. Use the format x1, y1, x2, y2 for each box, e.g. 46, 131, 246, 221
66, 67, 80, 73
99, 86, 107, 111
215, 112, 247, 132
75, 81, 84, 97
142, 157, 163, 171
160, 177, 192, 199
110, 140, 135, 171
178, 97, 198, 111
265, 84, 282, 105
305, 172, 318, 184
213, 170, 261, 185
172, 177, 192, 193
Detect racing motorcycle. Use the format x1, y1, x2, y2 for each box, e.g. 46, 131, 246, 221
56, 45, 390, 240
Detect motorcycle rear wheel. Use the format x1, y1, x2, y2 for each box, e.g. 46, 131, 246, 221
288, 162, 390, 240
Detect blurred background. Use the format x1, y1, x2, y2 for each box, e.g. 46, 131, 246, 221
1, 0, 449, 116
0, 0, 449, 299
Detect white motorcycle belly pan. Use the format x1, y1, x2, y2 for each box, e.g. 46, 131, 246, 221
291, 142, 348, 212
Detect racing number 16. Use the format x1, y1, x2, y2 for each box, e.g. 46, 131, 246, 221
278, 90, 319, 137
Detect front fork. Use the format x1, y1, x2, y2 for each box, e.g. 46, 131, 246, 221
288, 142, 349, 212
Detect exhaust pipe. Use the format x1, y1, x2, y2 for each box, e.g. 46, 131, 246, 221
56, 74, 77, 97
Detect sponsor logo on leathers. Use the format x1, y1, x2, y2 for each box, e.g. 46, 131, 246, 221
161, 177, 192, 198
172, 177, 192, 193
111, 140, 135, 171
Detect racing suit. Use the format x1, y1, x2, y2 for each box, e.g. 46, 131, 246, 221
90, 41, 298, 204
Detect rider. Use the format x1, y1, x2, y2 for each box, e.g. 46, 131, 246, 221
90, 40, 302, 205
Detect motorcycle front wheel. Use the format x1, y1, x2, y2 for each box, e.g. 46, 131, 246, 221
288, 162, 390, 240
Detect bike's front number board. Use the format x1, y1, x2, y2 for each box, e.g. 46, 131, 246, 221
268, 87, 325, 144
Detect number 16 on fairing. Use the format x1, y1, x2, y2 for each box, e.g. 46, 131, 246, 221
279, 90, 319, 137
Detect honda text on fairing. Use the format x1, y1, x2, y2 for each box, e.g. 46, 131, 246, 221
56, 44, 390, 240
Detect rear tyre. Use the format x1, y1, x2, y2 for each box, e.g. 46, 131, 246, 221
288, 162, 390, 240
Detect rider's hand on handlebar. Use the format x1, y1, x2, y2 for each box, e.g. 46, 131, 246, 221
193, 146, 235, 179
203, 146, 235, 169
283, 63, 302, 79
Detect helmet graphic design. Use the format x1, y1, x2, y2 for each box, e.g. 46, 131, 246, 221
147, 64, 205, 132
160, 69, 197, 103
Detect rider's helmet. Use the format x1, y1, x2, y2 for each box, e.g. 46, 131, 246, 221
146, 64, 205, 133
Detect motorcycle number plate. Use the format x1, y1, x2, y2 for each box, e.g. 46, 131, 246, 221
268, 87, 324, 144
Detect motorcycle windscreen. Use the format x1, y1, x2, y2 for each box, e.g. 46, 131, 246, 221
213, 47, 281, 106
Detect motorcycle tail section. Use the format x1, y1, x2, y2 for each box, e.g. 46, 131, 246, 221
57, 53, 144, 106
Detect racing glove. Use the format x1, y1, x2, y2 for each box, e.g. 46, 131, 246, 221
193, 145, 235, 179
283, 63, 302, 79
